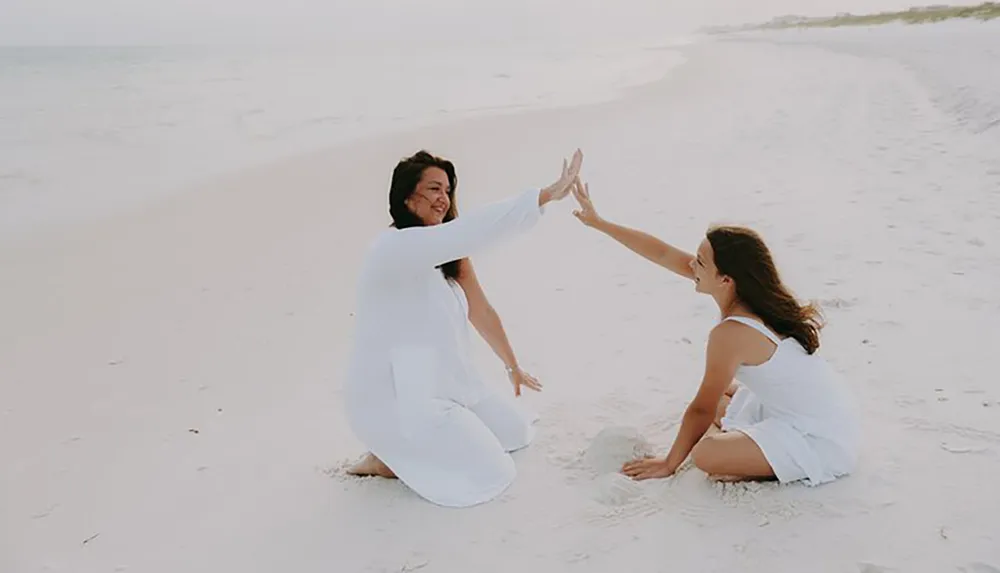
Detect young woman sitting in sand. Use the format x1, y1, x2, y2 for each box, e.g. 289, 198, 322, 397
569, 178, 860, 486
343, 149, 584, 507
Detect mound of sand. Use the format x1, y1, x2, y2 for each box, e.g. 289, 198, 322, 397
583, 426, 656, 474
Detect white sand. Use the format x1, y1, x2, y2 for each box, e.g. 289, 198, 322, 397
3, 21, 1000, 573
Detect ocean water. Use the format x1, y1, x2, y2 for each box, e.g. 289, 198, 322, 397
0, 38, 692, 239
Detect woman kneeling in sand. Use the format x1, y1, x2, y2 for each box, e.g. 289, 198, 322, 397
343, 149, 583, 507
570, 178, 859, 486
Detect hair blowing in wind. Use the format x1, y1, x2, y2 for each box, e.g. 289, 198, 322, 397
387, 150, 463, 280
707, 225, 825, 354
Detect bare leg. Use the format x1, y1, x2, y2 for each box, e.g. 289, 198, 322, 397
691, 431, 776, 482
346, 452, 397, 478
695, 383, 775, 482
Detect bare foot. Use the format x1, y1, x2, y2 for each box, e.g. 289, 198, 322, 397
346, 453, 397, 478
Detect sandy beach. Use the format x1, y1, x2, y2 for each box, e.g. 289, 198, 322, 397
3, 18, 1000, 573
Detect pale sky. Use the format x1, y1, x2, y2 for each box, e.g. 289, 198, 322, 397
0, 0, 919, 46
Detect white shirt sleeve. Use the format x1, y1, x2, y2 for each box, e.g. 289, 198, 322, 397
370, 188, 546, 278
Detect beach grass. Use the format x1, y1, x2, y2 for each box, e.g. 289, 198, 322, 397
756, 2, 1000, 30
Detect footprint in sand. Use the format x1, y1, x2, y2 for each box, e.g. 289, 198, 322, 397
592, 473, 644, 506
902, 418, 1000, 444
857, 562, 897, 573
960, 564, 1000, 573
818, 297, 859, 310
654, 467, 730, 526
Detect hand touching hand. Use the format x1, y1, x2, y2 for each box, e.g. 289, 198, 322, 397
539, 149, 584, 205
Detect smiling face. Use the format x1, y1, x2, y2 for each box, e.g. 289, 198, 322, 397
690, 237, 733, 296
404, 166, 452, 226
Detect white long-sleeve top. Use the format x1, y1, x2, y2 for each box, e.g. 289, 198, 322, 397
344, 188, 546, 432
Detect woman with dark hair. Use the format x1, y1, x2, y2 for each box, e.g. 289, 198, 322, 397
570, 178, 859, 486
344, 149, 583, 507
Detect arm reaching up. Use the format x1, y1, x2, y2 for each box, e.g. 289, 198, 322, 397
571, 177, 695, 280
371, 150, 583, 279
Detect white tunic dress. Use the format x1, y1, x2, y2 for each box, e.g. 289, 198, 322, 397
344, 188, 545, 507
720, 316, 861, 485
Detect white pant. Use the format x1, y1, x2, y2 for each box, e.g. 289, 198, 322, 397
351, 392, 536, 507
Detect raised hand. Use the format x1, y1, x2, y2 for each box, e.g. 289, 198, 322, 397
540, 149, 584, 205
571, 176, 601, 227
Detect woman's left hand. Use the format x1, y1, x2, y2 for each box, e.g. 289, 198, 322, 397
508, 366, 543, 396
540, 149, 584, 204
622, 456, 677, 480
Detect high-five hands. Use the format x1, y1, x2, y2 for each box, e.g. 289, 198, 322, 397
540, 149, 584, 205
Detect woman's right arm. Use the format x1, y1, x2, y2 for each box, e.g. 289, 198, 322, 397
571, 179, 695, 280
370, 150, 583, 278
372, 188, 548, 276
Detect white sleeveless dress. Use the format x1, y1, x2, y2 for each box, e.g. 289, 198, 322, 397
344, 189, 544, 507
719, 316, 861, 485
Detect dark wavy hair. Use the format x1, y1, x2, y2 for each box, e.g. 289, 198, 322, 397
388, 150, 462, 280
707, 225, 825, 354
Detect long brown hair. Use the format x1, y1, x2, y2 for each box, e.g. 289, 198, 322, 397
388, 150, 463, 280
706, 225, 824, 354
